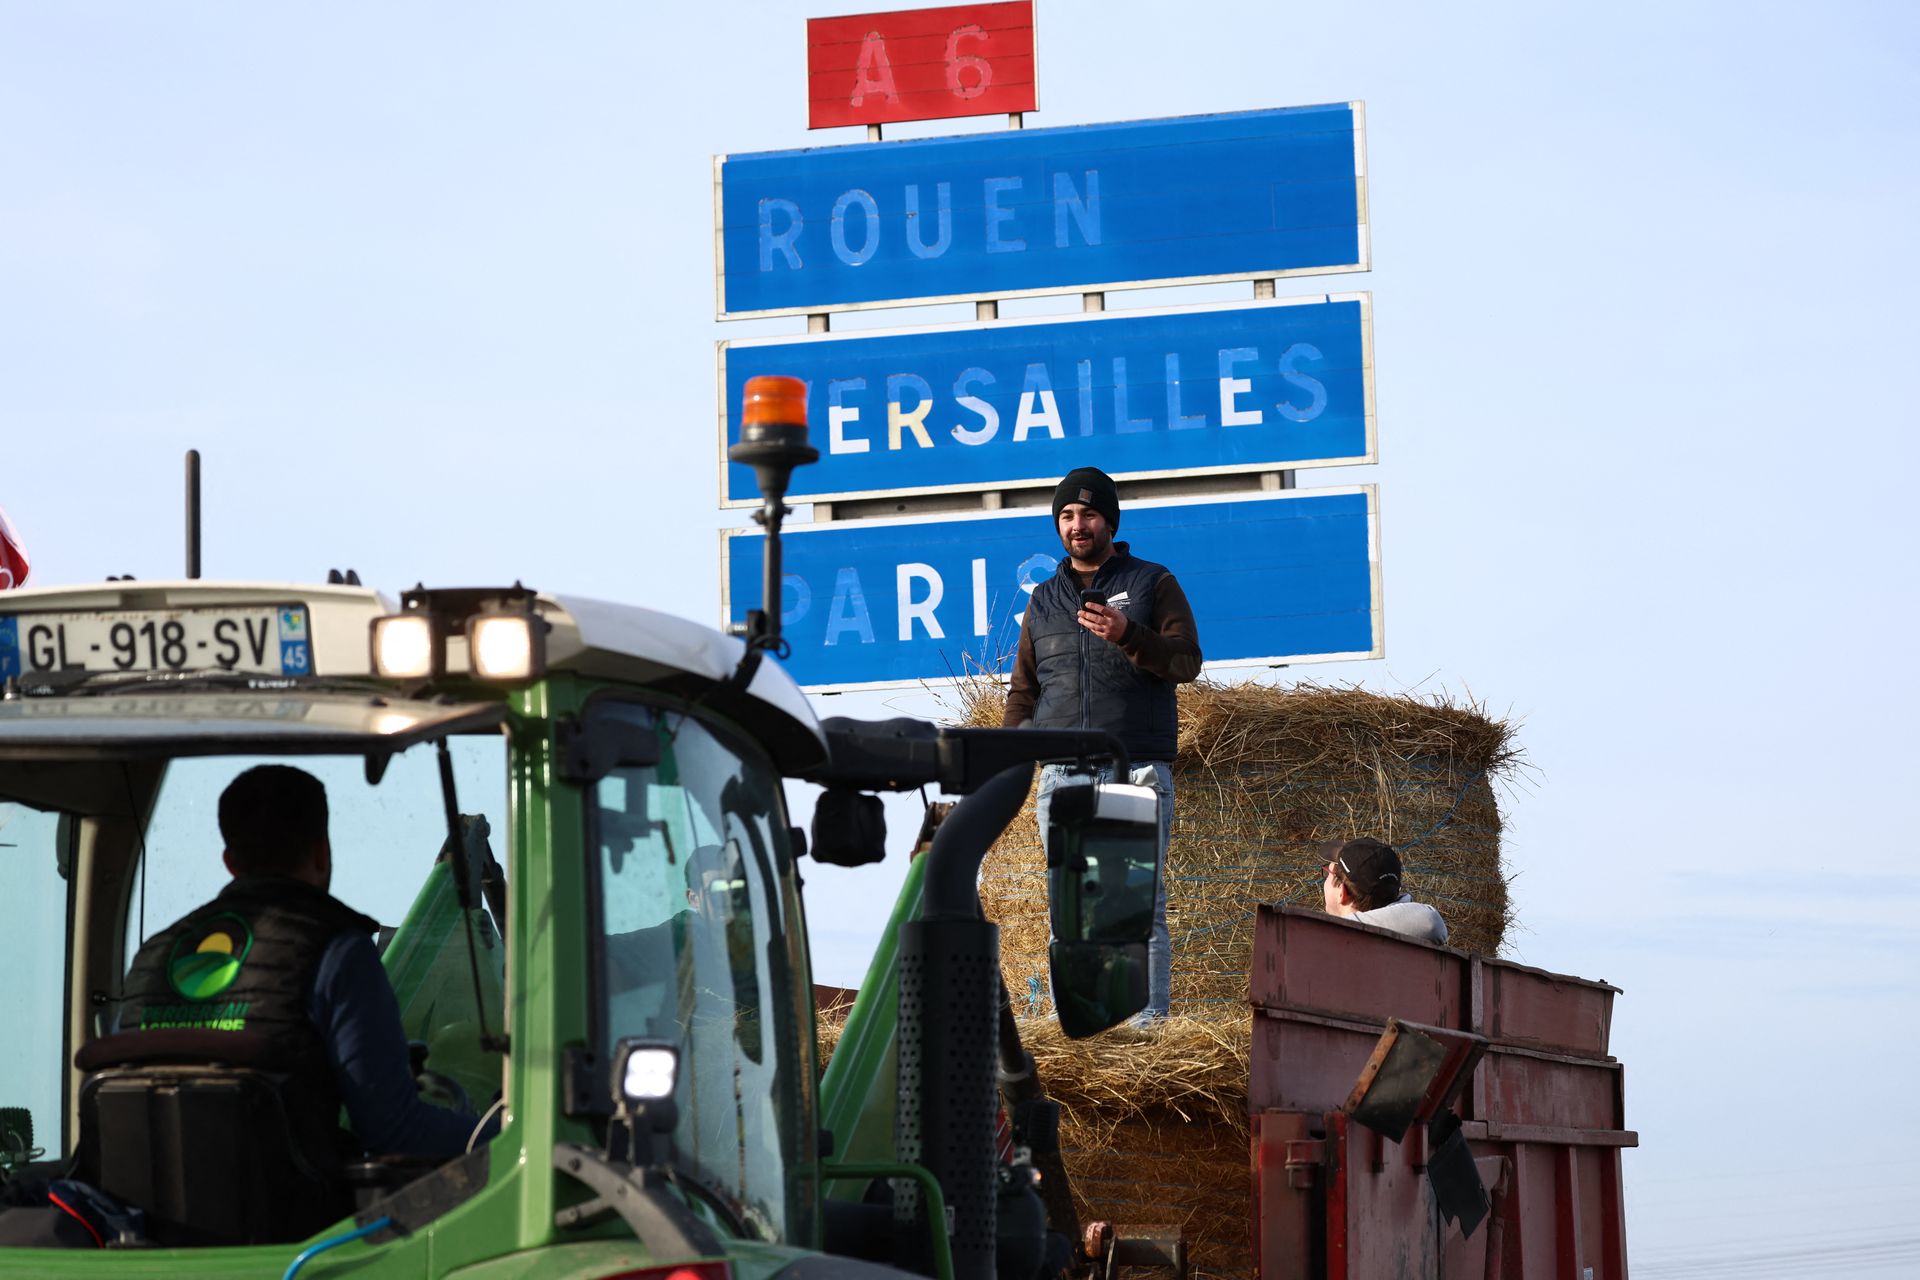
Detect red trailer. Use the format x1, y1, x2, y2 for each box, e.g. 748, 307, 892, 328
1247, 906, 1634, 1279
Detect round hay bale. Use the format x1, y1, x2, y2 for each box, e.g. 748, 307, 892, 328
958, 679, 1521, 1277
1020, 1014, 1251, 1279
972, 680, 1518, 1019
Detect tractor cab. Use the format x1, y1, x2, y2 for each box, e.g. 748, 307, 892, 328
0, 576, 839, 1276
0, 390, 1161, 1279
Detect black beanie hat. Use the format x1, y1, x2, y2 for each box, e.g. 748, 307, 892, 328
1051, 467, 1120, 531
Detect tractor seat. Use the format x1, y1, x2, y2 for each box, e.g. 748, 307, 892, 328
72, 1030, 354, 1246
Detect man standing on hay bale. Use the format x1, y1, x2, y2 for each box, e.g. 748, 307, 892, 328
1003, 466, 1203, 1024
1320, 836, 1450, 944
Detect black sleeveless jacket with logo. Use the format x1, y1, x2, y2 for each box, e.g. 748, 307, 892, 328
119, 876, 379, 1162
1026, 547, 1179, 760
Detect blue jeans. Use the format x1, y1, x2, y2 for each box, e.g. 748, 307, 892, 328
1034, 760, 1174, 1019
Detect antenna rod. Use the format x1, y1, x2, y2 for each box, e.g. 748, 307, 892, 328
185, 449, 202, 579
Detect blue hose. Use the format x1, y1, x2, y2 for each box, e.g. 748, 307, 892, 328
282, 1215, 393, 1280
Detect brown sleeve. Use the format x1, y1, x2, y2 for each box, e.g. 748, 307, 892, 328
1001, 610, 1040, 726
1118, 572, 1203, 684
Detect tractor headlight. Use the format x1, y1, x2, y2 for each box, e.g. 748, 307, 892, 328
470, 612, 544, 682
371, 613, 438, 679
618, 1043, 679, 1104
611, 1037, 681, 1139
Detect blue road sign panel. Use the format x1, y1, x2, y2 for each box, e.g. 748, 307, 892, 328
722, 489, 1380, 691
719, 295, 1373, 505
715, 104, 1367, 318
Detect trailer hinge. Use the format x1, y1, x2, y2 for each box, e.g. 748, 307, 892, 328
1284, 1139, 1327, 1190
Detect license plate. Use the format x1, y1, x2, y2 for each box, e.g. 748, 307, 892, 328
0, 605, 313, 679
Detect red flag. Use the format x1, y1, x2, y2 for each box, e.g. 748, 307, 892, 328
0, 506, 29, 591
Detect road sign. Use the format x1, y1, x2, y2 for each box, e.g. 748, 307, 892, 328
807, 2, 1037, 130
714, 103, 1367, 318
722, 488, 1380, 691
719, 295, 1374, 506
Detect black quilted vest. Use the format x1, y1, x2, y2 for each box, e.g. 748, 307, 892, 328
119, 877, 377, 1155
1026, 545, 1179, 761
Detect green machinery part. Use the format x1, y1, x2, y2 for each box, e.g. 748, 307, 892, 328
817, 853, 927, 1184
382, 857, 506, 1111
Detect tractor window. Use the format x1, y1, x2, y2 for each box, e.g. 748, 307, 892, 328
590, 702, 814, 1246
0, 800, 71, 1170
124, 739, 506, 954
117, 738, 509, 1108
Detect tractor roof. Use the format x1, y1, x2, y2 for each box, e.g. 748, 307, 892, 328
0, 580, 825, 771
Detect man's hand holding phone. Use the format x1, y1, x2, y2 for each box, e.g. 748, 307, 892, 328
1077, 588, 1128, 645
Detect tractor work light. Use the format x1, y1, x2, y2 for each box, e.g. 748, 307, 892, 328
372, 587, 547, 683
470, 610, 545, 682
606, 1036, 681, 1167
371, 613, 437, 679
617, 1041, 679, 1105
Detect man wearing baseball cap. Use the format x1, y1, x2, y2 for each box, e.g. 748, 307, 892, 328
1319, 837, 1449, 944
1004, 466, 1204, 1024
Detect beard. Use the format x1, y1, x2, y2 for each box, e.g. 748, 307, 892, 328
1060, 525, 1112, 564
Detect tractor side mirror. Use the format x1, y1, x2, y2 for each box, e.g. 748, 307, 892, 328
810, 787, 887, 866
1046, 782, 1159, 1038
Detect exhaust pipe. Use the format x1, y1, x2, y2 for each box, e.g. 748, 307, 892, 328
894, 763, 1034, 1280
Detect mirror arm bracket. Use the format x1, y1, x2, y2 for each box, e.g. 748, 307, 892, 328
552, 1142, 725, 1258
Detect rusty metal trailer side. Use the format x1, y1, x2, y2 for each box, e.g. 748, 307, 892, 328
1248, 906, 1635, 1280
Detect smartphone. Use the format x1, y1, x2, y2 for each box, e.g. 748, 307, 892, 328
1078, 589, 1108, 610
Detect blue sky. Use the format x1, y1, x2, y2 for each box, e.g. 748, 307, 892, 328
3, 2, 1916, 1273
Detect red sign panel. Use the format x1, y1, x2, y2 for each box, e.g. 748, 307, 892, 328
806, 2, 1037, 130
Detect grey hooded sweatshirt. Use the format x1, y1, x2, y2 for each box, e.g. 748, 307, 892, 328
1352, 895, 1449, 945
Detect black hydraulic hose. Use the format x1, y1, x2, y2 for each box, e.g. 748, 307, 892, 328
996, 978, 1082, 1252
435, 738, 475, 909
996, 984, 1035, 1094
900, 761, 1043, 1280
921, 762, 1035, 921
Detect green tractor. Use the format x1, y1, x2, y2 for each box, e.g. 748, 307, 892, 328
0, 402, 1159, 1279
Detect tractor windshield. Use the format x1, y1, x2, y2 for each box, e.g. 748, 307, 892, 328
0, 735, 508, 1169
588, 699, 815, 1246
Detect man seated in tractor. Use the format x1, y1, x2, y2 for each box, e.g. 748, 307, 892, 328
1318, 836, 1450, 945
117, 764, 490, 1157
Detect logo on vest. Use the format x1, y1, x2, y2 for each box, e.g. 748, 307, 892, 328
166, 912, 253, 1001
